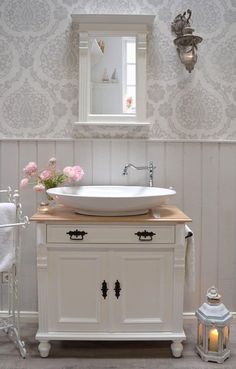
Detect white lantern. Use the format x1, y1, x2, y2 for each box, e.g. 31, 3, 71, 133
195, 286, 232, 363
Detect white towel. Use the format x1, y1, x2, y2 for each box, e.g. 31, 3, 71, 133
0, 203, 16, 272
185, 225, 195, 292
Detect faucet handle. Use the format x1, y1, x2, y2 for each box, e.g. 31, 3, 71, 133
148, 161, 156, 170
122, 164, 129, 176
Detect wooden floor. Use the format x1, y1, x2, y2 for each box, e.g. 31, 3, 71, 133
0, 321, 235, 369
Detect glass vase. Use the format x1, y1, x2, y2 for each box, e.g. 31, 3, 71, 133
38, 192, 55, 214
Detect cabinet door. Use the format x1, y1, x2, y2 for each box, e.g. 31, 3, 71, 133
111, 250, 173, 332
47, 250, 109, 332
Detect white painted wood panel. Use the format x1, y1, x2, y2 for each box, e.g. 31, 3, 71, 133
48, 250, 109, 332
19, 141, 38, 311
201, 143, 219, 301
0, 139, 236, 313
110, 140, 128, 185
74, 140, 93, 185
0, 142, 19, 190
92, 140, 111, 184
0, 142, 19, 310
55, 141, 74, 169
218, 144, 236, 281
37, 142, 56, 168
218, 144, 236, 310
165, 142, 184, 208
183, 143, 202, 310
112, 250, 173, 331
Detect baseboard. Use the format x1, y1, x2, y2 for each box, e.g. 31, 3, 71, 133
0, 310, 38, 323
1, 311, 235, 324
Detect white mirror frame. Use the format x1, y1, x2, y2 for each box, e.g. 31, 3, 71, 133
71, 14, 155, 136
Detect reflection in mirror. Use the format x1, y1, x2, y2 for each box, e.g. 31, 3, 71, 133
90, 36, 136, 115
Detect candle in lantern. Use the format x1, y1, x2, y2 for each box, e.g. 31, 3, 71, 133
198, 322, 203, 346
223, 326, 229, 349
209, 328, 218, 352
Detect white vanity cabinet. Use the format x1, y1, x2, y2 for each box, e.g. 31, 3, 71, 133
47, 247, 173, 333
31, 206, 191, 358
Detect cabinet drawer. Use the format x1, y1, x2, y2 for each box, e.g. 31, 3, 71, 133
46, 225, 175, 244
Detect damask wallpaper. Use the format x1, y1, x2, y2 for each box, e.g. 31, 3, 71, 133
0, 0, 235, 139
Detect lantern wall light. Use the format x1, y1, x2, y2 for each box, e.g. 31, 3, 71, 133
195, 286, 232, 364
171, 9, 203, 73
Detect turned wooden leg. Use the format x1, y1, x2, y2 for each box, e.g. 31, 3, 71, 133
171, 340, 183, 357
38, 341, 51, 358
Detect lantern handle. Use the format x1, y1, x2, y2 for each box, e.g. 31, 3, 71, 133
207, 286, 221, 303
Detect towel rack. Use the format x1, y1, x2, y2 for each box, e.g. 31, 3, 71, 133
0, 186, 13, 202
0, 187, 29, 358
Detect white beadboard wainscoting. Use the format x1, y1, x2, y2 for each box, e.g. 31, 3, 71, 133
0, 139, 236, 316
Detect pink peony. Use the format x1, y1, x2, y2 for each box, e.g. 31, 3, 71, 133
63, 165, 84, 181
20, 178, 29, 188
63, 166, 75, 178
72, 166, 84, 181
23, 161, 38, 176
40, 170, 52, 181
33, 183, 45, 192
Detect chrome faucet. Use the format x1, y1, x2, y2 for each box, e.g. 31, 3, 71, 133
122, 161, 156, 187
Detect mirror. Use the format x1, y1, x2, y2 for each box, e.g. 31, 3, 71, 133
90, 36, 136, 115
71, 13, 155, 129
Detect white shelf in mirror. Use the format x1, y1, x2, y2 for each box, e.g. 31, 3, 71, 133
71, 13, 155, 138
91, 82, 120, 85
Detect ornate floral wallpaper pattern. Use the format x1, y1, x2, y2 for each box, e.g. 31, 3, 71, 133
0, 0, 235, 139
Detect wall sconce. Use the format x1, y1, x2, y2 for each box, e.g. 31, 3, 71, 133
195, 287, 232, 363
171, 9, 203, 73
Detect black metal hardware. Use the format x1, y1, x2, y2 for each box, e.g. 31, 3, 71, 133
135, 230, 156, 241
185, 231, 193, 239
114, 280, 121, 299
101, 280, 108, 299
66, 229, 88, 240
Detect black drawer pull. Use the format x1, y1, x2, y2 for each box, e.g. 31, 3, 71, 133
66, 229, 88, 241
135, 230, 156, 241
114, 280, 121, 299
101, 280, 108, 299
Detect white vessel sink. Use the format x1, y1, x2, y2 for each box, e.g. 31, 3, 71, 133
47, 186, 176, 216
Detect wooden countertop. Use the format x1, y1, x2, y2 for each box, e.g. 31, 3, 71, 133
31, 205, 192, 224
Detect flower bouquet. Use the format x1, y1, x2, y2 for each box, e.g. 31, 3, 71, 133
20, 157, 84, 209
